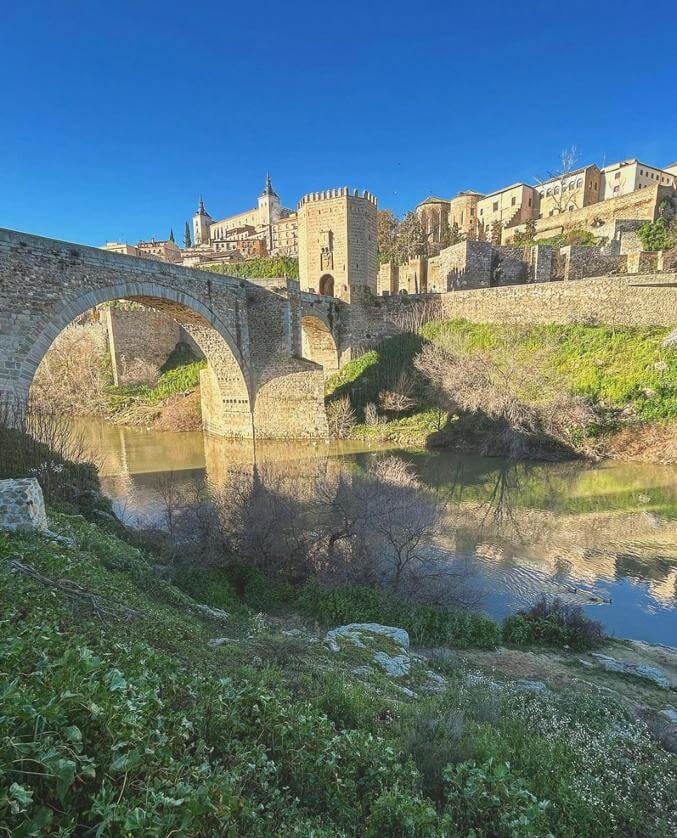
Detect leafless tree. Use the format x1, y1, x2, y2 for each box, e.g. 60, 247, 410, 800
385, 297, 442, 334
535, 146, 584, 215
209, 456, 478, 607
379, 371, 418, 413
414, 332, 595, 459
326, 396, 357, 438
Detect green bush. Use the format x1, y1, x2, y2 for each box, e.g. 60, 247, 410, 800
443, 758, 550, 837
364, 788, 441, 837
637, 217, 676, 252
294, 582, 500, 648
204, 256, 299, 280
502, 596, 604, 651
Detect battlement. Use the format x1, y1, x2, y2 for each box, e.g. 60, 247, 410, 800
297, 188, 377, 209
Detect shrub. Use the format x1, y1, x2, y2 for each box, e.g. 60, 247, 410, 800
637, 217, 676, 252
364, 788, 441, 837
443, 758, 550, 837
0, 401, 106, 514
294, 582, 500, 648
326, 395, 357, 438
30, 321, 110, 415
502, 596, 604, 650
204, 256, 299, 280
401, 710, 468, 802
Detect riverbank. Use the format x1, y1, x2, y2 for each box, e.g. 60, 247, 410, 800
1, 507, 675, 834
326, 321, 677, 463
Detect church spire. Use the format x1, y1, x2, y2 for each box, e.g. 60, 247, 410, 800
260, 173, 278, 199
198, 194, 206, 214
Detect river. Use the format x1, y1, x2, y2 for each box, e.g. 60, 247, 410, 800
73, 418, 676, 646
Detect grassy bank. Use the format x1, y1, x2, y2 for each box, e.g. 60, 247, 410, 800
106, 355, 206, 430
1, 508, 675, 834
326, 321, 677, 460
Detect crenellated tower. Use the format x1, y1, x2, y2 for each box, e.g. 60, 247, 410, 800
297, 187, 378, 301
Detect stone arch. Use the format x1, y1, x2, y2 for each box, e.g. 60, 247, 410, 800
319, 274, 334, 297
18, 282, 254, 438
301, 314, 339, 374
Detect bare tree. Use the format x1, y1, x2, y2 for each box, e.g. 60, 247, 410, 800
535, 146, 583, 215
414, 332, 595, 459
385, 296, 442, 333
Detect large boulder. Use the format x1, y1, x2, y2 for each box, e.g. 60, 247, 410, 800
325, 623, 410, 653
590, 652, 671, 689
0, 478, 48, 533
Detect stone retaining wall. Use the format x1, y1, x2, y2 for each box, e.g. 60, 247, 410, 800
439, 274, 677, 327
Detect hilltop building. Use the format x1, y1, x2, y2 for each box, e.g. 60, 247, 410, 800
416, 156, 675, 245
191, 175, 298, 256
477, 183, 539, 239
102, 233, 181, 264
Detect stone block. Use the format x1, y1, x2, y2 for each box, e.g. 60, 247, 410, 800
0, 478, 48, 532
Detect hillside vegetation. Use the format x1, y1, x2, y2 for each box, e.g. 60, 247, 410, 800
204, 256, 299, 280
325, 320, 676, 460
2, 508, 676, 835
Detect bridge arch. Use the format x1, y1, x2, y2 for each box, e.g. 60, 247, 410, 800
18, 282, 254, 438
300, 313, 339, 374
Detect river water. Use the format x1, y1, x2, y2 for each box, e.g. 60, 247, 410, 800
74, 418, 676, 645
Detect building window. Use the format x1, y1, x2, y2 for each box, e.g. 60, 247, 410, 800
511, 196, 516, 206
493, 201, 498, 211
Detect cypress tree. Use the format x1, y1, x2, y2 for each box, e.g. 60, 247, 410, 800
184, 221, 192, 248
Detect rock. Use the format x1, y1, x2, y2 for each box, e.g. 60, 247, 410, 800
660, 707, 677, 724
195, 603, 230, 622
657, 725, 677, 755
395, 685, 418, 698
44, 530, 77, 548
579, 659, 594, 669
422, 670, 448, 693
662, 327, 677, 348
517, 679, 549, 694
590, 653, 671, 689
324, 623, 410, 653
373, 651, 411, 677
0, 478, 48, 533
209, 637, 237, 647
351, 666, 373, 677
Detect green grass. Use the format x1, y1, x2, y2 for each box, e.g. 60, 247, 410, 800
107, 359, 206, 415
325, 321, 676, 449
1, 515, 675, 835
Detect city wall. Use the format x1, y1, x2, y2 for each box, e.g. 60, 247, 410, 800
438, 273, 677, 327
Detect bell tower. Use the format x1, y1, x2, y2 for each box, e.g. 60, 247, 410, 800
192, 195, 212, 245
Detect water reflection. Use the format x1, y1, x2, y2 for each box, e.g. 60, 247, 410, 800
72, 418, 677, 645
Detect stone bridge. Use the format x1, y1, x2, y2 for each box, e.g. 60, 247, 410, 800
0, 227, 365, 438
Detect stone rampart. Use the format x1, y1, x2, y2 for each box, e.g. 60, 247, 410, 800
439, 274, 676, 327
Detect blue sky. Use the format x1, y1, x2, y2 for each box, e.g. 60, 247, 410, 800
1, 0, 676, 247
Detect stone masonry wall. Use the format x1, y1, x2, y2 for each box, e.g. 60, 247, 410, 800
505, 184, 674, 242
0, 478, 48, 532
439, 274, 676, 327
560, 245, 625, 280
105, 308, 181, 385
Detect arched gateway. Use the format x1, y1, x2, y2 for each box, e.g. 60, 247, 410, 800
0, 227, 328, 439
